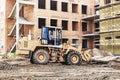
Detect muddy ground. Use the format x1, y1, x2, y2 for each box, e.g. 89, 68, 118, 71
0, 59, 120, 80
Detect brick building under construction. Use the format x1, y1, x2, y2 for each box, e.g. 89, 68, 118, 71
0, 0, 97, 54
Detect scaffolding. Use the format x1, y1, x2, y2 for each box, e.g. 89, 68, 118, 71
7, 0, 35, 53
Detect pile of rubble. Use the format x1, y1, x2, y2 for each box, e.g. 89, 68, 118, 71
90, 48, 120, 63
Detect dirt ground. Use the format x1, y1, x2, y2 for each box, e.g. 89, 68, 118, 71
0, 59, 120, 80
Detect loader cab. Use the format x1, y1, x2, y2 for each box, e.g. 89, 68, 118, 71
41, 26, 62, 48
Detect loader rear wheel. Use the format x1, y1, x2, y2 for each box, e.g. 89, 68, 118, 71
33, 49, 50, 64
67, 51, 82, 65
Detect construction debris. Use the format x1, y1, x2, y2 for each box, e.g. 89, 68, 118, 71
91, 48, 120, 63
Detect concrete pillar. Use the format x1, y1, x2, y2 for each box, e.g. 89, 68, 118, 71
16, 0, 20, 48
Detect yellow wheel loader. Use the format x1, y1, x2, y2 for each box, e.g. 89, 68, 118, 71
16, 26, 91, 65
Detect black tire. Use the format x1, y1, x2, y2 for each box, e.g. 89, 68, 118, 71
32, 49, 50, 64
60, 54, 67, 65
67, 51, 82, 65
29, 51, 34, 64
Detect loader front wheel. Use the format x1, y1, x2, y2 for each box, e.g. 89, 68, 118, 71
33, 49, 50, 64
67, 51, 82, 65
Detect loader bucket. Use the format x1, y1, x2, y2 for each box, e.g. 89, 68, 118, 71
82, 50, 92, 61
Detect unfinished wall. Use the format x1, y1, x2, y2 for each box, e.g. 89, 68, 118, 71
100, 0, 120, 55
23, 4, 34, 38
81, 0, 98, 49
5, 0, 16, 52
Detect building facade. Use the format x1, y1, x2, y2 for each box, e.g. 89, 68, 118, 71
97, 0, 120, 55
2, 0, 96, 54
82, 0, 100, 49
